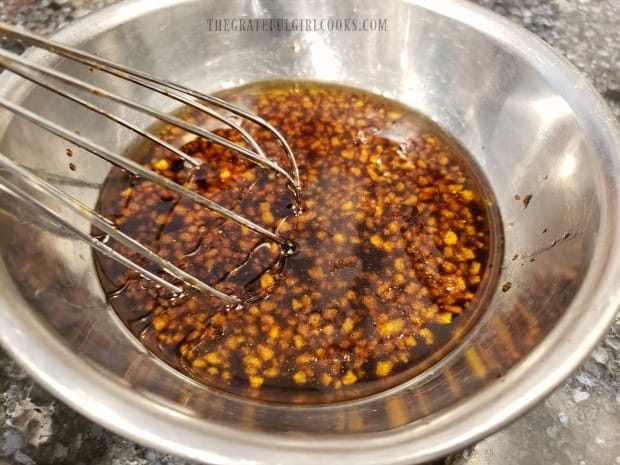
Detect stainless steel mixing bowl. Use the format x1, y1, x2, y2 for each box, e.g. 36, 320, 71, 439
1, 1, 619, 464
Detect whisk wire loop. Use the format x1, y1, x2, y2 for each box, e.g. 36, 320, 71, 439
0, 22, 300, 303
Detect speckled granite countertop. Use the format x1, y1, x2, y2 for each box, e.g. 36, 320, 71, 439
0, 1, 619, 464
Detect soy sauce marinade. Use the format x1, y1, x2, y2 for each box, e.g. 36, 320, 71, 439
95, 81, 498, 403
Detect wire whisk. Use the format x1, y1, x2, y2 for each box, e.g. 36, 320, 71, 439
0, 22, 301, 305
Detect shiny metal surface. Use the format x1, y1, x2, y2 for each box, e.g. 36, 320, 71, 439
0, 22, 300, 302
0, 1, 619, 464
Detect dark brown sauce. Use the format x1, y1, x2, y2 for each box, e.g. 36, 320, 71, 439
95, 81, 501, 404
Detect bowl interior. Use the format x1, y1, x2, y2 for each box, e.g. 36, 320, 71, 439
0, 0, 618, 463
